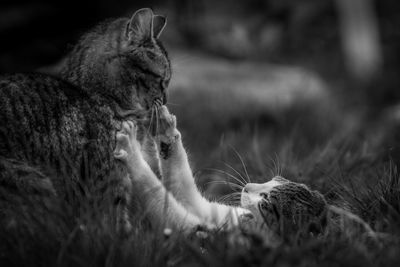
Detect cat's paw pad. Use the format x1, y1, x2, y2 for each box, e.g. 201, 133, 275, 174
114, 133, 129, 162
158, 106, 179, 144
114, 121, 139, 162
120, 120, 138, 143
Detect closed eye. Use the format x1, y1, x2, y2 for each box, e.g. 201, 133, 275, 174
135, 64, 163, 79
259, 198, 280, 222
258, 200, 275, 225
145, 50, 156, 61
271, 203, 280, 221
259, 199, 269, 210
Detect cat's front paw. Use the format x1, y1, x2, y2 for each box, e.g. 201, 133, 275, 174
157, 106, 180, 144
114, 121, 141, 163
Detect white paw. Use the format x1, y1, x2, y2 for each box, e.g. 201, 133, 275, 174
158, 106, 179, 144
121, 120, 137, 143
114, 121, 140, 162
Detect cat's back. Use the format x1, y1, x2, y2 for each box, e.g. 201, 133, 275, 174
0, 73, 112, 169
0, 72, 90, 107
0, 72, 124, 215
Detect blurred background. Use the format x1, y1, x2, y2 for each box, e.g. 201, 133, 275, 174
1, 0, 400, 199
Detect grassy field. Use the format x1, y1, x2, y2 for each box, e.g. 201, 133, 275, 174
1, 50, 400, 267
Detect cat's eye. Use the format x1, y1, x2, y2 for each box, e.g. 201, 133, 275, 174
259, 200, 269, 210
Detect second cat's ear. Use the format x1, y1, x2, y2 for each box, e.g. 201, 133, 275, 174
153, 15, 167, 39
126, 8, 154, 43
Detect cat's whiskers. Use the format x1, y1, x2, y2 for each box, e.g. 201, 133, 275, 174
155, 98, 162, 107
220, 199, 241, 206
206, 180, 244, 191
218, 192, 241, 202
267, 161, 275, 178
266, 154, 280, 178
229, 145, 251, 183
217, 192, 242, 204
206, 168, 246, 187
147, 106, 155, 134
154, 105, 160, 141
223, 162, 248, 187
274, 153, 283, 177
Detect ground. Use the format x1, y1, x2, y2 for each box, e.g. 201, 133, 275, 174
1, 49, 400, 267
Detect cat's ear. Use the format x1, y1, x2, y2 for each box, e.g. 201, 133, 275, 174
152, 15, 167, 39
126, 8, 154, 43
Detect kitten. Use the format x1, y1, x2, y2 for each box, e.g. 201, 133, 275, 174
0, 8, 169, 231
113, 106, 328, 237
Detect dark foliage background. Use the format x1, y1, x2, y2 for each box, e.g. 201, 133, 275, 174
1, 0, 400, 266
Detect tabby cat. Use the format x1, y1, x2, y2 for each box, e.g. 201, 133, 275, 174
114, 106, 328, 238
0, 8, 170, 230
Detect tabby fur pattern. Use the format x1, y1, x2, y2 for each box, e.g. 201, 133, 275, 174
0, 8, 170, 230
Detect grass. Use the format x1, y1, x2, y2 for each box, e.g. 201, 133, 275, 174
1, 54, 400, 266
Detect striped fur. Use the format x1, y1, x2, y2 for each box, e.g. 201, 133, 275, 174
0, 73, 124, 212
60, 14, 171, 111
258, 178, 327, 236
0, 8, 170, 230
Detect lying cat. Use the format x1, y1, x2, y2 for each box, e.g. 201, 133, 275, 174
114, 106, 328, 237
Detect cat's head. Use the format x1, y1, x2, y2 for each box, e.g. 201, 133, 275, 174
63, 8, 171, 113
241, 176, 327, 237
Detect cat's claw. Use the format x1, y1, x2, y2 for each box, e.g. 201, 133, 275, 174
114, 120, 139, 162
114, 133, 130, 161
120, 121, 137, 142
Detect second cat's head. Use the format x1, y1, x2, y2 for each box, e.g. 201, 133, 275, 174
63, 8, 171, 112
241, 176, 328, 237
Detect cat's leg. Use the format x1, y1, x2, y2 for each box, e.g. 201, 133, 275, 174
0, 158, 56, 196
140, 132, 162, 179
156, 106, 249, 228
0, 158, 57, 229
114, 172, 133, 233
114, 121, 205, 233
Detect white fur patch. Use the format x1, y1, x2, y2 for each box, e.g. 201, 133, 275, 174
240, 178, 283, 212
